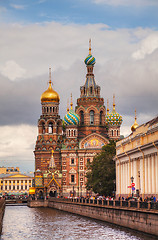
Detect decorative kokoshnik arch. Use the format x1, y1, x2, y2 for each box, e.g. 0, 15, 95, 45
79, 133, 109, 149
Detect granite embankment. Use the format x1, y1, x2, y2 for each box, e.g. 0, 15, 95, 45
28, 198, 158, 237
0, 199, 5, 235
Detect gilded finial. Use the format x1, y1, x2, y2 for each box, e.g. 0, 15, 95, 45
67, 99, 69, 113
70, 93, 73, 110
131, 108, 139, 132
89, 39, 91, 55
113, 94, 115, 111
135, 108, 137, 120
107, 99, 109, 115
49, 67, 51, 85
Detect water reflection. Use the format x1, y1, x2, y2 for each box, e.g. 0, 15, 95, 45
1, 206, 157, 240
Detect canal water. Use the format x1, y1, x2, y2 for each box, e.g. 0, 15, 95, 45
1, 206, 157, 240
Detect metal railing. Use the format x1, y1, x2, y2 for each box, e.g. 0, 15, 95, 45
65, 198, 158, 211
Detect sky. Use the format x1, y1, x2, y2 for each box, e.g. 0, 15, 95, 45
0, 0, 158, 172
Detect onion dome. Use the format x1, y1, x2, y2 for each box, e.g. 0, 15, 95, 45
131, 109, 139, 132
41, 68, 60, 103
63, 95, 79, 126
84, 39, 96, 66
105, 95, 123, 126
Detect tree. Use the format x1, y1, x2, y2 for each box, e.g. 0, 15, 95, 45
86, 140, 116, 196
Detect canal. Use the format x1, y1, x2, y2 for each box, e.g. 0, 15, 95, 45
1, 206, 157, 240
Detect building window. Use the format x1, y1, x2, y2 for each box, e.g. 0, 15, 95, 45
87, 158, 90, 163
71, 175, 75, 183
90, 110, 94, 125
117, 130, 119, 136
112, 130, 113, 136
71, 158, 74, 164
48, 122, 53, 134
80, 111, 84, 125
90, 86, 93, 94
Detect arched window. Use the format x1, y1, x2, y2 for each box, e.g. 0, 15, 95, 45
50, 107, 52, 113
90, 86, 93, 94
84, 87, 86, 95
111, 129, 113, 137
47, 107, 49, 113
117, 130, 119, 136
48, 122, 53, 134
69, 130, 71, 136
100, 111, 103, 125
80, 111, 84, 125
74, 130, 76, 136
42, 122, 45, 134
90, 110, 94, 125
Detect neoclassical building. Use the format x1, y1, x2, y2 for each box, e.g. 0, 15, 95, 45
34, 41, 123, 198
114, 113, 158, 200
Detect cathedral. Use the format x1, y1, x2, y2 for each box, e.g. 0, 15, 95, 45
34, 41, 123, 198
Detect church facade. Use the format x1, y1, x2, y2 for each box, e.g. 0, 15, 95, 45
34, 42, 123, 198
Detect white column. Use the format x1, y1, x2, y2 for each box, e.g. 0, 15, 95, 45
148, 156, 151, 194
156, 153, 158, 195
151, 154, 155, 194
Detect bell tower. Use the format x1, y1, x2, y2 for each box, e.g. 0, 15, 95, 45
34, 68, 62, 171
76, 40, 107, 140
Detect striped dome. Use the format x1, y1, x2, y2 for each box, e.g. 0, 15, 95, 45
105, 110, 123, 126
84, 54, 96, 65
64, 109, 79, 126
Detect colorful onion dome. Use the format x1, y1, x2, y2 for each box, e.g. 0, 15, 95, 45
105, 96, 123, 126
106, 110, 123, 126
64, 109, 79, 125
84, 39, 96, 66
41, 68, 60, 103
131, 109, 139, 132
85, 54, 96, 65
64, 95, 80, 125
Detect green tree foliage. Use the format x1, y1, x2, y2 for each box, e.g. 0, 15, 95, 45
86, 140, 116, 196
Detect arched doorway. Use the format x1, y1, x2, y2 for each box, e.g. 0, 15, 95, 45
49, 190, 57, 197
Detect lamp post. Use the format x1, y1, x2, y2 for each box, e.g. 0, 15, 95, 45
131, 176, 134, 198
113, 180, 116, 198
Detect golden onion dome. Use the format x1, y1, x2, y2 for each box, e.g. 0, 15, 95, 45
131, 109, 139, 132
41, 69, 60, 103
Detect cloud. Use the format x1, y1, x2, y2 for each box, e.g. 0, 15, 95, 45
0, 124, 37, 158
93, 0, 158, 6
132, 33, 158, 60
0, 21, 158, 171
10, 4, 26, 10
0, 60, 26, 80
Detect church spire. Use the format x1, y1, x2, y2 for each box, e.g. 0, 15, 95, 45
113, 94, 116, 111
107, 99, 109, 115
49, 67, 52, 85
70, 93, 73, 110
89, 39, 91, 55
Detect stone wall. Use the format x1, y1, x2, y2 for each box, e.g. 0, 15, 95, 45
48, 199, 158, 237
28, 200, 48, 208
0, 199, 5, 235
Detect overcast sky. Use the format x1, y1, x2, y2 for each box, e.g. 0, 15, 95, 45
0, 0, 158, 172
